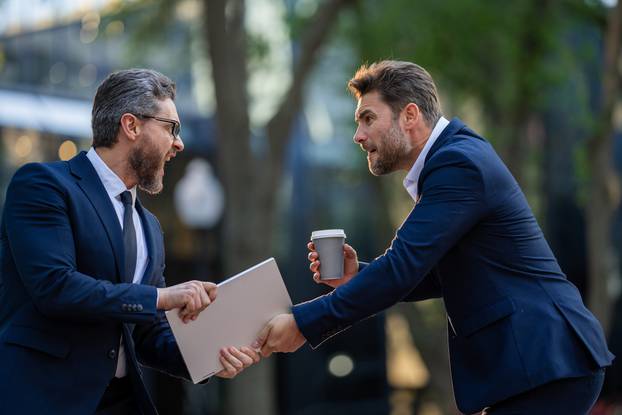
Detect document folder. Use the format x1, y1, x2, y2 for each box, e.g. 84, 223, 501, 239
166, 258, 293, 383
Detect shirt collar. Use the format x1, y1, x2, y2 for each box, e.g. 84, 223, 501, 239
86, 147, 137, 205
403, 116, 449, 201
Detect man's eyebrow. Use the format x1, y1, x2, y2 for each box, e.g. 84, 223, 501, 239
355, 108, 373, 122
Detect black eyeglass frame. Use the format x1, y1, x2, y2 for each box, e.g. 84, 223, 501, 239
134, 113, 181, 139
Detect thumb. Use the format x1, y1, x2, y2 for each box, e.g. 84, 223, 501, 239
252, 322, 272, 350
203, 282, 217, 302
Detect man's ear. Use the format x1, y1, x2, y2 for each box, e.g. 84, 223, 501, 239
402, 103, 421, 129
119, 113, 140, 142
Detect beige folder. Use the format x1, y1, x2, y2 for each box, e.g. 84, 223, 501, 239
165, 258, 293, 383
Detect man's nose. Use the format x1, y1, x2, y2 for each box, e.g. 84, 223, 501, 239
353, 127, 366, 144
173, 136, 184, 152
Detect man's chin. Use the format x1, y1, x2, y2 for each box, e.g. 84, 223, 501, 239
139, 185, 163, 195
138, 177, 164, 195
369, 163, 392, 176
369, 167, 382, 176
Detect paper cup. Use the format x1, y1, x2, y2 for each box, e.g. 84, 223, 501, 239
311, 229, 346, 280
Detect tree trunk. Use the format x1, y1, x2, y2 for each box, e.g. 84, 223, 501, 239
586, 0, 622, 333
203, 2, 276, 414
203, 1, 356, 413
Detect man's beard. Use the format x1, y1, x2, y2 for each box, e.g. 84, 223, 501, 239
369, 121, 410, 176
128, 139, 165, 195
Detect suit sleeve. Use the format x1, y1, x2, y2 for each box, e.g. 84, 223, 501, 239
292, 150, 487, 347
402, 268, 442, 301
357, 262, 442, 301
4, 163, 158, 324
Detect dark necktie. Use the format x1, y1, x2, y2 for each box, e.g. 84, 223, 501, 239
120, 191, 137, 283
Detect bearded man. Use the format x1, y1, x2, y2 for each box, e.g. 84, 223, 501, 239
256, 60, 614, 415
0, 69, 258, 415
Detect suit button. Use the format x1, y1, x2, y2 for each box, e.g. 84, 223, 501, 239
137, 304, 143, 312
108, 349, 116, 360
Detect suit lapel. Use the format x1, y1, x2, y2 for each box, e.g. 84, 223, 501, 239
135, 200, 154, 285
68, 152, 125, 282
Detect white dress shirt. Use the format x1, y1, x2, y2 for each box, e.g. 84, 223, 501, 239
86, 147, 148, 378
403, 116, 450, 202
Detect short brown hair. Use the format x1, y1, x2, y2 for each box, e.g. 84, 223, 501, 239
348, 60, 441, 126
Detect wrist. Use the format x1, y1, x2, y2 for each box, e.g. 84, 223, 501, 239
156, 288, 165, 309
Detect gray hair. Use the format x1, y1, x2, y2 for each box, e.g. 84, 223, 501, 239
348, 60, 441, 127
91, 68, 176, 148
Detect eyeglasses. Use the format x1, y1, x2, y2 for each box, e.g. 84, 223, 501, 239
135, 114, 181, 139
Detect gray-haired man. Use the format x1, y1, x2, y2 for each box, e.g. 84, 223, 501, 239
0, 69, 258, 415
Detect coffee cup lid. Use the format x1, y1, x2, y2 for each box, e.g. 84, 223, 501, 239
311, 229, 346, 239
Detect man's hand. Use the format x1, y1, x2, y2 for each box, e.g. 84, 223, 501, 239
308, 241, 359, 289
156, 281, 217, 323
252, 314, 306, 358
215, 346, 261, 379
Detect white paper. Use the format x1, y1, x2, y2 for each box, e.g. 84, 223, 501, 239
165, 258, 293, 383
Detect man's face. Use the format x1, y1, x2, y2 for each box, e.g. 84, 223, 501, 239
353, 91, 411, 176
129, 98, 184, 194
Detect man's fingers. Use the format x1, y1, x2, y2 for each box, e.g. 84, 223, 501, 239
190, 282, 207, 314
240, 346, 261, 364
309, 260, 320, 273
179, 305, 199, 323
185, 287, 199, 311
178, 308, 192, 323
218, 355, 237, 378
307, 242, 315, 251
166, 281, 217, 324
228, 347, 255, 367
308, 251, 318, 261
219, 351, 240, 374
194, 281, 205, 300
188, 290, 200, 314
344, 243, 356, 258
179, 288, 200, 322
221, 348, 244, 370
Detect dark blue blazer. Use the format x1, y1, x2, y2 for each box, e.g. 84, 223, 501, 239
292, 118, 614, 414
0, 152, 190, 415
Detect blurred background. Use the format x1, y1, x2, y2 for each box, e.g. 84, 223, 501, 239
1, 0, 622, 414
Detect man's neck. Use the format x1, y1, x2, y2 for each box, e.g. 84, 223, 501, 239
402, 124, 433, 171
94, 147, 135, 189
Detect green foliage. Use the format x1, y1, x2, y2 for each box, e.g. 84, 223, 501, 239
335, 0, 610, 221
340, 0, 606, 141
247, 33, 272, 64
125, 0, 181, 48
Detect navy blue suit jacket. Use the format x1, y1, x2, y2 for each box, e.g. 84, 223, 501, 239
0, 152, 190, 415
292, 118, 614, 414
